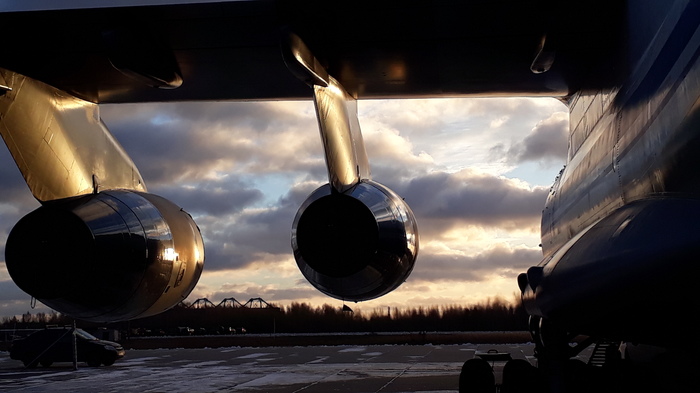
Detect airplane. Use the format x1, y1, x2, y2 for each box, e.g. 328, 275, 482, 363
1, 0, 698, 390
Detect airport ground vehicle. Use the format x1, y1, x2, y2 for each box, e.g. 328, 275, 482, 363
9, 327, 125, 368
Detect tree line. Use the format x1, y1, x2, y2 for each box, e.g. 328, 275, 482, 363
0, 296, 528, 335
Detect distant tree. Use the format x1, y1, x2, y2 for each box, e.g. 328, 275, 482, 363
0, 297, 528, 334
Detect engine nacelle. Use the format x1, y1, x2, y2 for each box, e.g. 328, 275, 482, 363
291, 181, 418, 301
5, 190, 204, 322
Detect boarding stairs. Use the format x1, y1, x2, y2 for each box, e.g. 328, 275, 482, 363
587, 340, 621, 367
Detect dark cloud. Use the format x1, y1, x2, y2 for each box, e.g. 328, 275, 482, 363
197, 244, 541, 305
190, 167, 546, 275
100, 101, 323, 186
193, 167, 546, 280
491, 112, 568, 166
197, 181, 321, 271
197, 242, 258, 272
0, 278, 27, 301
512, 112, 568, 163
0, 145, 41, 294
395, 170, 548, 233
150, 180, 264, 216
410, 246, 541, 283
0, 145, 41, 211
208, 285, 320, 305
0, 276, 52, 316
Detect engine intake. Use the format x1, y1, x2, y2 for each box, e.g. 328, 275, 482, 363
292, 181, 418, 301
5, 190, 204, 322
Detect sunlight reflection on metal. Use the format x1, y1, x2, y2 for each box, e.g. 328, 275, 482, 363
313, 76, 371, 193
292, 181, 418, 302
163, 248, 179, 262
0, 68, 146, 202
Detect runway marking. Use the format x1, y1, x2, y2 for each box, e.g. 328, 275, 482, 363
338, 347, 366, 353
376, 345, 437, 392
292, 347, 391, 391
180, 360, 226, 367
236, 352, 275, 359
290, 367, 347, 392
120, 356, 161, 364
305, 356, 329, 364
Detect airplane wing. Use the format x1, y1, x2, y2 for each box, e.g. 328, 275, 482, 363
0, 0, 620, 103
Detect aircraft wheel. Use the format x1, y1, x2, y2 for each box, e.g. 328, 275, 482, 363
458, 358, 495, 393
501, 359, 541, 393
22, 359, 38, 368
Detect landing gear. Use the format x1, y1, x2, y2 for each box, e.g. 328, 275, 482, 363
459, 315, 698, 392
529, 317, 610, 392
501, 359, 541, 393
458, 358, 494, 393
530, 316, 657, 393
458, 355, 542, 393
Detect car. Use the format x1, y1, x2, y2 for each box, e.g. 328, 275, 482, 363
9, 327, 125, 368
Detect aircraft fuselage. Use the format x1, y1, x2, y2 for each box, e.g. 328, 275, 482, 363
523, 1, 700, 347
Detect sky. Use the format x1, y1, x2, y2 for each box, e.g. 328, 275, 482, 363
0, 97, 568, 318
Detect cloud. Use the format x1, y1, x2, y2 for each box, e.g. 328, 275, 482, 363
151, 179, 264, 216
0, 277, 27, 301
206, 283, 321, 305
0, 145, 41, 212
100, 101, 324, 186
410, 245, 541, 283
191, 166, 548, 275
0, 264, 54, 316
196, 181, 322, 271
490, 111, 569, 166
358, 98, 567, 181
362, 124, 435, 180
395, 169, 548, 234
187, 240, 538, 309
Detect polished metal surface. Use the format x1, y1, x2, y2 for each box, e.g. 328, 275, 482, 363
285, 32, 371, 193
540, 1, 700, 258
5, 190, 204, 322
286, 31, 414, 301
312, 77, 371, 193
292, 181, 418, 301
0, 68, 146, 202
520, 1, 700, 347
524, 198, 700, 345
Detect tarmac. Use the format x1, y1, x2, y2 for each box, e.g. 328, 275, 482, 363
0, 342, 558, 392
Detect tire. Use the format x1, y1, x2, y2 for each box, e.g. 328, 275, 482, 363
103, 358, 115, 366
87, 359, 101, 367
40, 360, 53, 367
459, 358, 495, 393
22, 359, 38, 368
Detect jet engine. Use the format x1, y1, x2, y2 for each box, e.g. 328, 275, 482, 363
5, 190, 204, 323
291, 181, 418, 301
